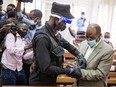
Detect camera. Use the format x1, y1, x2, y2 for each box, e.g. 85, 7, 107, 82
8, 11, 17, 18
29, 24, 36, 30
10, 25, 17, 32
0, 0, 3, 5
21, 0, 33, 3
5, 24, 17, 32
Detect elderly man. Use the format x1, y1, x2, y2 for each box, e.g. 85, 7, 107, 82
74, 23, 114, 87
29, 2, 87, 86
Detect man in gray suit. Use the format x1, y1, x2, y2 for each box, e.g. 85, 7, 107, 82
71, 23, 114, 87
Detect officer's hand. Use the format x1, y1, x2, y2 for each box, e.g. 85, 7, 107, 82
65, 68, 82, 79
77, 53, 87, 69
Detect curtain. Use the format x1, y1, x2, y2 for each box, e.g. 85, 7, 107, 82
102, 0, 114, 32
97, 0, 115, 33
96, 0, 116, 48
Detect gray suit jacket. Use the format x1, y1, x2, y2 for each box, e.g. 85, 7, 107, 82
77, 39, 114, 87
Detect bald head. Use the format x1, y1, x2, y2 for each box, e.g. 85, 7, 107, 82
86, 23, 101, 35
86, 23, 101, 41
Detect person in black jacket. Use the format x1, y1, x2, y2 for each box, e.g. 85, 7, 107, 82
29, 2, 87, 86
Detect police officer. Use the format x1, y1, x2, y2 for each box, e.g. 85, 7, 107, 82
29, 2, 86, 86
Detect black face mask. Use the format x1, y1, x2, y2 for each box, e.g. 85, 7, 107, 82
18, 30, 27, 38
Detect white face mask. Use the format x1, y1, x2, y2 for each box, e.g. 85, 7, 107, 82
81, 15, 85, 18
36, 24, 42, 29
104, 38, 110, 43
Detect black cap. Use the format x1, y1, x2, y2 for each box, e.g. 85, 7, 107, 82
51, 2, 74, 19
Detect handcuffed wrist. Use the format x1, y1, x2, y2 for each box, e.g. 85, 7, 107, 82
70, 68, 74, 74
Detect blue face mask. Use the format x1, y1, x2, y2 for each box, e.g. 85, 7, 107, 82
87, 40, 97, 48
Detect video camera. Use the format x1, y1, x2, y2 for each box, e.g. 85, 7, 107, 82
21, 0, 33, 3
10, 24, 17, 32
5, 24, 17, 32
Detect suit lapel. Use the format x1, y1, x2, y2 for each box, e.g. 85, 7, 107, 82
87, 40, 104, 64
79, 41, 89, 56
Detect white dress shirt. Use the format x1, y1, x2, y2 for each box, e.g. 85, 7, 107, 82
84, 39, 102, 60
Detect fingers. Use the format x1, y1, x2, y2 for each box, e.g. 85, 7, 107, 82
6, 18, 17, 23
66, 62, 77, 68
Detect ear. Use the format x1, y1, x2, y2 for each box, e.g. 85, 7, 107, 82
54, 17, 59, 24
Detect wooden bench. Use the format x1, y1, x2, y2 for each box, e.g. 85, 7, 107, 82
57, 74, 76, 85
107, 52, 116, 86
64, 52, 75, 59
108, 72, 116, 86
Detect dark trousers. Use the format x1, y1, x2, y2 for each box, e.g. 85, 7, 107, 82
1, 67, 26, 85
23, 62, 32, 85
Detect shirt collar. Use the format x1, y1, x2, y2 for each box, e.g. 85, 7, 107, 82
45, 22, 57, 37
92, 38, 102, 48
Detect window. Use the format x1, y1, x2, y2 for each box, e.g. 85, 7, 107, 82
111, 6, 116, 48
21, 0, 41, 13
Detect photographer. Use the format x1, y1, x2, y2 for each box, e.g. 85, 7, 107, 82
16, 0, 42, 41
1, 22, 33, 85
0, 4, 17, 24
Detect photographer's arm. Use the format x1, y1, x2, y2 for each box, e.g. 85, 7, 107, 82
24, 42, 32, 51
16, 0, 21, 12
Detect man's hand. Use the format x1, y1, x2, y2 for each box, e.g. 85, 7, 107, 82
66, 62, 76, 68
77, 53, 87, 69
65, 67, 82, 79
6, 18, 17, 24
1, 24, 12, 33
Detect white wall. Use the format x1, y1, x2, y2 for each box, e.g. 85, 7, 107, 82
2, 0, 16, 11
2, 0, 95, 22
